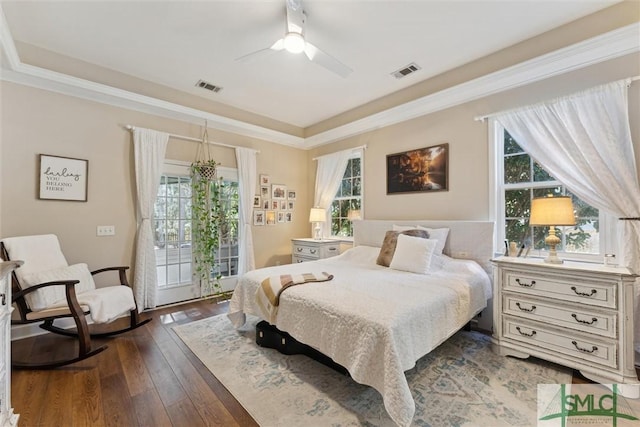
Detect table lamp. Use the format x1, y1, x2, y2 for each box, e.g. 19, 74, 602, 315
529, 195, 576, 264
309, 207, 326, 240
347, 209, 361, 221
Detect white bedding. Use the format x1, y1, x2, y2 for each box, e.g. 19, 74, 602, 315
228, 245, 492, 427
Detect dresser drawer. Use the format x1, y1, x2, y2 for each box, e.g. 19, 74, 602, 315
502, 293, 617, 338
503, 317, 617, 369
293, 244, 322, 259
292, 255, 310, 263
503, 270, 616, 309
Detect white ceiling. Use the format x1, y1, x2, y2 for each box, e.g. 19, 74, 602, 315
1, 0, 620, 129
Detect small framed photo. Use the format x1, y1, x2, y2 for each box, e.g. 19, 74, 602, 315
266, 210, 276, 225
285, 212, 293, 223
260, 174, 271, 186
271, 184, 287, 200
271, 200, 279, 210
253, 195, 261, 208
287, 190, 296, 200
279, 200, 287, 210
39, 154, 88, 202
277, 211, 286, 223
262, 199, 270, 210
260, 186, 270, 198
287, 201, 295, 210
253, 210, 265, 226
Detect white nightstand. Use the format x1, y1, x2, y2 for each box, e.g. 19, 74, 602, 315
291, 238, 340, 263
492, 256, 640, 397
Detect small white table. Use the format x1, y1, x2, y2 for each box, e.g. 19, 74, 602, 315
291, 238, 340, 263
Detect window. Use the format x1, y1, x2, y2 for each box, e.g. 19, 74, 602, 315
153, 162, 239, 302
330, 153, 362, 237
494, 124, 616, 262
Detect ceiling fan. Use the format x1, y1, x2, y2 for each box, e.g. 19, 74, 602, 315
236, 0, 353, 78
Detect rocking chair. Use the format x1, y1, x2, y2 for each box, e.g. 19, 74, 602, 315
1, 234, 152, 369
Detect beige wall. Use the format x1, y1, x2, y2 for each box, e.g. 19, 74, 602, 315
307, 53, 640, 224
0, 82, 309, 271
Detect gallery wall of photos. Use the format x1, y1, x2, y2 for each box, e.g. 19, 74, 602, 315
252, 174, 296, 226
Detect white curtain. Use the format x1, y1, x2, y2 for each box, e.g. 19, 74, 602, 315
313, 149, 352, 238
133, 128, 169, 311
235, 147, 258, 275
495, 79, 640, 272
495, 79, 640, 351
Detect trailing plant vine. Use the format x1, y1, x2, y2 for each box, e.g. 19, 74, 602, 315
191, 125, 224, 297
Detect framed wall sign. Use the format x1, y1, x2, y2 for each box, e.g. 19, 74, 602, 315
39, 154, 89, 201
386, 143, 448, 194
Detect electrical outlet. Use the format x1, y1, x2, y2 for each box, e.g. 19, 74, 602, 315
97, 225, 115, 236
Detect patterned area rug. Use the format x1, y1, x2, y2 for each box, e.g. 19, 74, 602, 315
173, 314, 571, 427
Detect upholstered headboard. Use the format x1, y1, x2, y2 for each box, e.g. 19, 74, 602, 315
353, 220, 495, 275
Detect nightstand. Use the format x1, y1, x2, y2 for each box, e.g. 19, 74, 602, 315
492, 256, 640, 397
291, 238, 340, 263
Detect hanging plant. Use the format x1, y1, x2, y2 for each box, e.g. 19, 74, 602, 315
191, 125, 224, 297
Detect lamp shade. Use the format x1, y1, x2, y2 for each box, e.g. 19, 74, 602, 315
309, 207, 326, 223
529, 196, 576, 226
347, 209, 361, 221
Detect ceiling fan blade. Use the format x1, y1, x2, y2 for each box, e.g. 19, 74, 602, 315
235, 39, 284, 63
304, 42, 352, 78
285, 0, 305, 34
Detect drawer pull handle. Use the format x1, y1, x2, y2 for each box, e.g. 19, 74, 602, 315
310, 249, 317, 254
515, 302, 536, 312
515, 326, 536, 337
572, 341, 598, 353
570, 287, 597, 297
296, 247, 303, 252
328, 247, 337, 251
515, 278, 535, 287
0, 293, 5, 306
571, 314, 598, 325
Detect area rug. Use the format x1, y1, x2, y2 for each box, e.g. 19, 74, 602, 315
173, 314, 571, 426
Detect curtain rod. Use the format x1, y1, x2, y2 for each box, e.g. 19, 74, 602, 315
473, 75, 640, 122
312, 144, 367, 161
125, 125, 259, 152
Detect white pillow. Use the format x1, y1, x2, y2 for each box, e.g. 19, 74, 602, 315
418, 227, 449, 255
21, 263, 97, 311
389, 234, 437, 274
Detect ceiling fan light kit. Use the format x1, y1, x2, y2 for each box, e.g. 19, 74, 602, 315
283, 32, 305, 54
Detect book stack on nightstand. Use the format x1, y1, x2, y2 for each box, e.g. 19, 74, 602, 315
491, 256, 640, 397
291, 238, 340, 263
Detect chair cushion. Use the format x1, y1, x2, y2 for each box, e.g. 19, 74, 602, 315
2, 234, 68, 283
21, 263, 97, 312
78, 286, 136, 323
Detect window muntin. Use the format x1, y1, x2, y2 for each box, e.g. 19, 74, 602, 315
331, 155, 362, 237
499, 128, 605, 261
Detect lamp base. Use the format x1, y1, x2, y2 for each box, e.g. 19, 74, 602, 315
313, 223, 322, 240
544, 229, 563, 264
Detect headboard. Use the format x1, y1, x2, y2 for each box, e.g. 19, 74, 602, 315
353, 220, 495, 275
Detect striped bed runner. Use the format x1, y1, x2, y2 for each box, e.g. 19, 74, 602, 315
255, 272, 333, 323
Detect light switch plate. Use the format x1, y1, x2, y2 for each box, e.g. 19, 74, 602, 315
97, 225, 115, 236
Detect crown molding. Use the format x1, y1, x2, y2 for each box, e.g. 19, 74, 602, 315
1, 0, 638, 150
304, 22, 640, 148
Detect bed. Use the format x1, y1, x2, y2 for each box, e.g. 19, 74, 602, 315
228, 220, 494, 427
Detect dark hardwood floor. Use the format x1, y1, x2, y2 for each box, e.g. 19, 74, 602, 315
11, 299, 638, 426
11, 299, 259, 427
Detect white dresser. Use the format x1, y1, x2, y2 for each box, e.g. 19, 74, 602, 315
492, 256, 640, 397
291, 238, 340, 263
0, 261, 21, 427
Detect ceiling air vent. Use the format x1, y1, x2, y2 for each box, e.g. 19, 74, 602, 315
391, 63, 421, 79
195, 79, 223, 93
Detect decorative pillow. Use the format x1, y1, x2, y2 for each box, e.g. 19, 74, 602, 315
389, 234, 438, 274
21, 263, 97, 312
376, 229, 429, 267
417, 227, 449, 255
